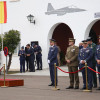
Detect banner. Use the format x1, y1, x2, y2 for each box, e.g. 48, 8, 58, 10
0, 1, 7, 23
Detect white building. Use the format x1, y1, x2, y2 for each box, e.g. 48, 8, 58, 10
0, 0, 100, 70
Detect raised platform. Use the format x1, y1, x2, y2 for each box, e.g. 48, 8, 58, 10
0, 79, 24, 87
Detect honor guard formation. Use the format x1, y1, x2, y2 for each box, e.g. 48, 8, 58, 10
47, 36, 100, 91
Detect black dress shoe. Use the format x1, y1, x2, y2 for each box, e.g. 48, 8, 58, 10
74, 86, 79, 89
66, 86, 74, 89
48, 83, 54, 86
80, 87, 86, 90
88, 88, 92, 91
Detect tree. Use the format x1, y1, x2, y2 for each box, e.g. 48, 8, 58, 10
0, 29, 21, 70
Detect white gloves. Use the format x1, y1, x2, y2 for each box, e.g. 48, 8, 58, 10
48, 60, 50, 64
80, 60, 86, 64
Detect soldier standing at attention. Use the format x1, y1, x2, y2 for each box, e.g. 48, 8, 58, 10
65, 38, 79, 89
48, 39, 58, 86
78, 40, 93, 90
95, 36, 100, 90
18, 46, 26, 73
87, 37, 97, 88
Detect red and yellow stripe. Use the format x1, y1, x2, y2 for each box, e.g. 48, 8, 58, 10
0, 1, 7, 23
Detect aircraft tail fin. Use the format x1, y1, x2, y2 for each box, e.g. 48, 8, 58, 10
47, 3, 54, 11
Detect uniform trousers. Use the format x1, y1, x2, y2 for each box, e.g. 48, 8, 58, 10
36, 55, 42, 69
92, 63, 97, 87
20, 60, 25, 72
49, 63, 58, 85
29, 57, 35, 72
68, 66, 79, 87
81, 68, 92, 89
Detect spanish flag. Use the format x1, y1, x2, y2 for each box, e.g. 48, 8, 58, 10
0, 1, 7, 23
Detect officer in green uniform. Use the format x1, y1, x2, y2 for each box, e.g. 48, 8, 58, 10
65, 38, 79, 89
87, 37, 97, 88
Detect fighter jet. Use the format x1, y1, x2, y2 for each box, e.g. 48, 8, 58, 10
45, 3, 86, 16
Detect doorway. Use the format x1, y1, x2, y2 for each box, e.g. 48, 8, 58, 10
52, 23, 73, 65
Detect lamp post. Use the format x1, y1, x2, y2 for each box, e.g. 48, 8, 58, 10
27, 14, 35, 24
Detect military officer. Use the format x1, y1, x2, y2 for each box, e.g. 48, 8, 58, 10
34, 44, 42, 70
18, 46, 26, 73
26, 44, 35, 72
65, 38, 79, 89
48, 39, 58, 86
78, 40, 93, 90
95, 36, 100, 90
87, 37, 97, 88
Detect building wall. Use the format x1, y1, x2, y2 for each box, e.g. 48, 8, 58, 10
0, 0, 100, 69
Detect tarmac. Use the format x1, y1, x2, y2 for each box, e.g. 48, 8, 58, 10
0, 66, 100, 100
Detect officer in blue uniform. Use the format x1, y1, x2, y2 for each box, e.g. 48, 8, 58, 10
18, 46, 26, 73
95, 36, 100, 90
48, 39, 58, 86
78, 40, 93, 90
87, 37, 97, 88
34, 44, 42, 70
26, 44, 35, 72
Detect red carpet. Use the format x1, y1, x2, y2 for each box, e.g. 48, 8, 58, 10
0, 79, 24, 87
0, 79, 20, 81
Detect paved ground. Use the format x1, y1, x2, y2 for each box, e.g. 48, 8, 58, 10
0, 74, 100, 100
10, 66, 82, 76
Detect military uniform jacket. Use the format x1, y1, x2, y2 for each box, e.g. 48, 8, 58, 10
88, 43, 96, 64
27, 47, 35, 59
34, 46, 42, 57
65, 45, 79, 67
18, 50, 26, 60
95, 45, 100, 60
88, 43, 96, 53
78, 47, 93, 68
48, 45, 58, 64
25, 48, 29, 61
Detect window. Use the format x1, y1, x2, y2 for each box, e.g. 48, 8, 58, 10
14, 43, 21, 55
